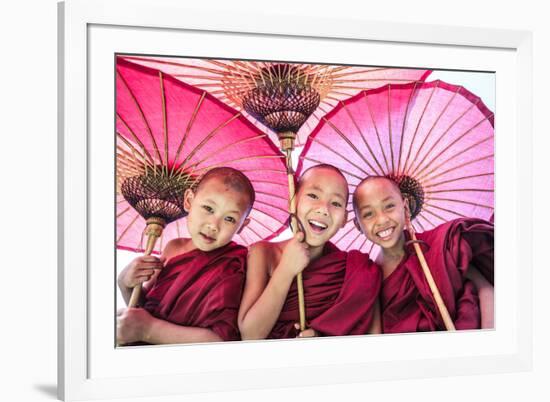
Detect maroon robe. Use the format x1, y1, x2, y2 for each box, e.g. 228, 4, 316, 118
381, 218, 494, 333
268, 242, 381, 339
143, 241, 247, 341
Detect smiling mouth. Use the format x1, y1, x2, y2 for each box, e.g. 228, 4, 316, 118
199, 233, 216, 243
308, 219, 329, 234
376, 227, 395, 240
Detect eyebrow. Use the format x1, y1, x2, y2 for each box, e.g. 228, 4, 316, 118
308, 184, 346, 200
203, 199, 242, 215
359, 196, 395, 209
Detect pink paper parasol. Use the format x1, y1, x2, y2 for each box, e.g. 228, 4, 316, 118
118, 55, 431, 147
297, 80, 494, 258
116, 58, 289, 258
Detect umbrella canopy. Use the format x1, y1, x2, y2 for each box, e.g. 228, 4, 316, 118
297, 80, 494, 256
116, 58, 289, 254
118, 55, 431, 146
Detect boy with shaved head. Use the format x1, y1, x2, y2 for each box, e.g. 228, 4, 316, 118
117, 167, 255, 345
353, 176, 494, 333
238, 164, 381, 340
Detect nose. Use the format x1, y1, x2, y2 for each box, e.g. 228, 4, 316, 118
205, 216, 220, 232
375, 211, 390, 226
314, 202, 329, 216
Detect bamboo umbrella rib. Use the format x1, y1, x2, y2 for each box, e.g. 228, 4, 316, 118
159, 71, 169, 174
117, 132, 150, 169
423, 203, 467, 218
419, 153, 494, 183
116, 115, 156, 166
416, 212, 436, 228
176, 112, 243, 172
117, 70, 163, 166
411, 113, 494, 179
402, 82, 439, 176
341, 101, 385, 175
322, 116, 382, 176
117, 206, 132, 218
183, 134, 269, 171
422, 207, 448, 224
186, 155, 285, 177
332, 224, 357, 245
427, 197, 494, 210
406, 85, 461, 177
238, 167, 287, 175
255, 190, 289, 202
364, 92, 391, 173
397, 81, 418, 176
357, 235, 369, 253
368, 241, 375, 255
414, 216, 427, 232
171, 92, 207, 175
176, 219, 181, 238
242, 223, 262, 243
121, 56, 229, 76
117, 213, 141, 243
424, 172, 494, 189
253, 199, 292, 215
249, 215, 280, 235
116, 150, 145, 172
427, 188, 494, 194
116, 162, 142, 178
347, 231, 363, 250
139, 227, 145, 251
308, 137, 370, 177
388, 85, 395, 173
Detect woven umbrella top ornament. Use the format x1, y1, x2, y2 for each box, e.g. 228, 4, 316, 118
119, 56, 432, 147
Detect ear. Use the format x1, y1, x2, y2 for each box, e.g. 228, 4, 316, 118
342, 208, 348, 229
183, 188, 195, 213
237, 217, 250, 234
403, 198, 412, 228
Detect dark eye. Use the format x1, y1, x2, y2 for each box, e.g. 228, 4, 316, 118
386, 203, 395, 210
362, 211, 373, 219
202, 205, 214, 213
307, 193, 318, 199
331, 201, 343, 208
224, 216, 236, 224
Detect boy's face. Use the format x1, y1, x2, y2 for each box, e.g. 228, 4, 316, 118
354, 178, 407, 250
184, 177, 250, 252
296, 168, 348, 248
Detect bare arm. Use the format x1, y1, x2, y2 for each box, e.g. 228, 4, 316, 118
466, 266, 494, 329
117, 308, 222, 344
238, 236, 310, 340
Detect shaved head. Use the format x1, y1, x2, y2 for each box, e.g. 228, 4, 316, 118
352, 176, 402, 215
298, 164, 349, 201
195, 167, 255, 214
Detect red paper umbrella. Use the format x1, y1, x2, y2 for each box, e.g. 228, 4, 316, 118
118, 55, 431, 147
297, 80, 494, 258
116, 58, 289, 259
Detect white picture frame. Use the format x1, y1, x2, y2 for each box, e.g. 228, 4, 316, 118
58, 0, 533, 400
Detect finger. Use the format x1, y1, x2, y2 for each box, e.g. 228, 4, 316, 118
295, 231, 304, 242
140, 256, 160, 262
294, 323, 300, 330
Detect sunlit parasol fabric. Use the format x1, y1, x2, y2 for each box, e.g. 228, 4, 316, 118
116, 58, 289, 254
297, 80, 494, 256
118, 56, 431, 146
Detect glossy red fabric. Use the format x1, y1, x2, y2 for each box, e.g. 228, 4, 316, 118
143, 242, 247, 341
269, 242, 381, 339
381, 218, 494, 333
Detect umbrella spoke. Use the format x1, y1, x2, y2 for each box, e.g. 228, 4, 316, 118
306, 137, 370, 177
427, 197, 494, 210
249, 215, 281, 235
368, 241, 375, 255
388, 85, 395, 172
424, 172, 494, 189
159, 71, 169, 175
117, 70, 163, 165
402, 82, 439, 176
423, 203, 467, 218
406, 83, 461, 177
332, 224, 357, 245
420, 153, 494, 183
411, 113, 494, 179
117, 213, 141, 243
117, 133, 151, 169
357, 235, 369, 253
426, 188, 494, 194
397, 81, 418, 176
416, 212, 437, 228
117, 115, 156, 167
117, 206, 132, 218
255, 190, 288, 202
121, 56, 229, 76
364, 92, 391, 173
186, 155, 285, 177
342, 101, 384, 175
171, 92, 207, 175
176, 219, 182, 238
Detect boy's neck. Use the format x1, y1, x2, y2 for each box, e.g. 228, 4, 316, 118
378, 233, 406, 278
309, 244, 325, 260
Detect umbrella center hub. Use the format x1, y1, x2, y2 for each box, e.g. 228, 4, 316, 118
388, 174, 425, 220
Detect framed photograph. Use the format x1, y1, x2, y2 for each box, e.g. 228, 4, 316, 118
58, 0, 532, 400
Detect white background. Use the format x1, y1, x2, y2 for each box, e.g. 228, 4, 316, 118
1, 0, 546, 401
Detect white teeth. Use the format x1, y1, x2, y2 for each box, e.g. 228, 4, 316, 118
377, 228, 394, 238
309, 220, 328, 229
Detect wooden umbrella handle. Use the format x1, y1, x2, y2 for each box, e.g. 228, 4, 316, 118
407, 227, 456, 331
127, 222, 164, 308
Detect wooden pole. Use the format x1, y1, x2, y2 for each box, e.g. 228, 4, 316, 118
406, 224, 455, 331
280, 134, 307, 332
127, 218, 165, 308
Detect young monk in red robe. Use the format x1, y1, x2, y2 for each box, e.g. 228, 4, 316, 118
238, 164, 382, 340
116, 167, 254, 344
352, 176, 494, 333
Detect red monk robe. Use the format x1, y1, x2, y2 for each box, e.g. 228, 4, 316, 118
381, 218, 494, 334
143, 242, 247, 341
269, 242, 381, 339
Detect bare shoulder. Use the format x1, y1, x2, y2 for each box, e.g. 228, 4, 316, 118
161, 237, 192, 261
248, 240, 286, 276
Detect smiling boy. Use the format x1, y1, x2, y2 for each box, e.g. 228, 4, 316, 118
117, 167, 254, 345
353, 176, 494, 333
238, 164, 381, 340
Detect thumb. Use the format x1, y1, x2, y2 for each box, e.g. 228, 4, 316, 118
295, 231, 304, 242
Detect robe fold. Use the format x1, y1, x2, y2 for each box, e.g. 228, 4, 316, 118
268, 242, 381, 339
143, 241, 247, 341
381, 218, 494, 334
